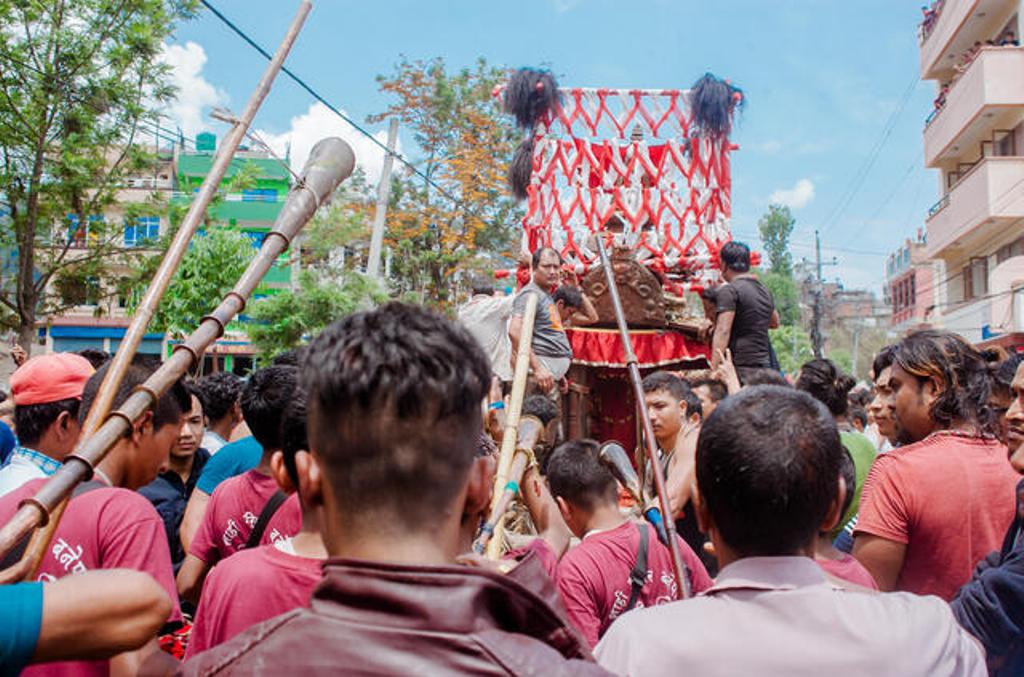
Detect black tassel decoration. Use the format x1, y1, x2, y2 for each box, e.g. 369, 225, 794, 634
503, 67, 561, 130
508, 137, 535, 200
690, 73, 744, 139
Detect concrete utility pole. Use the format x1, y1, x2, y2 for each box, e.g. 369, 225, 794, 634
366, 118, 399, 279
809, 230, 839, 359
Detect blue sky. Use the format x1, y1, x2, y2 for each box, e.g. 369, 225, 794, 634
166, 0, 939, 292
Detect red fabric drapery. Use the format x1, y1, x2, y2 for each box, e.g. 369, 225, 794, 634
566, 327, 709, 369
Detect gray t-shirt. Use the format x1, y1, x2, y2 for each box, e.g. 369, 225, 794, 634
512, 282, 572, 359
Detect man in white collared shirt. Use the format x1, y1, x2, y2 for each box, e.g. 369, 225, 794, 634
458, 278, 514, 383
0, 353, 93, 497
596, 386, 985, 677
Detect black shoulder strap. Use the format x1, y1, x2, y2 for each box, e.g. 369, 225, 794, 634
623, 521, 650, 613
0, 479, 106, 570
245, 490, 287, 549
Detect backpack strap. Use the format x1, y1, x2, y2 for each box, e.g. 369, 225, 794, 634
623, 521, 650, 613
245, 490, 287, 549
0, 479, 106, 570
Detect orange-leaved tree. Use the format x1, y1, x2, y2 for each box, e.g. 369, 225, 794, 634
369, 57, 522, 308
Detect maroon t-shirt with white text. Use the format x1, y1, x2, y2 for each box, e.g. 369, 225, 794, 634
0, 479, 181, 677
190, 470, 302, 565
548, 520, 712, 647
186, 542, 322, 658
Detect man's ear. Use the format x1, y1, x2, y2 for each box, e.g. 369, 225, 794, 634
821, 476, 847, 532
130, 410, 154, 445
306, 449, 325, 509
693, 482, 712, 534
554, 495, 572, 524
922, 375, 943, 408
463, 456, 496, 524
269, 450, 294, 493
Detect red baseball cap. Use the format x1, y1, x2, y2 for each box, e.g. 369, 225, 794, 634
11, 353, 95, 406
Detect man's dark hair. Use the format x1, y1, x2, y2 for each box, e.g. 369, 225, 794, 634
301, 303, 490, 532
642, 371, 703, 419
80, 359, 189, 433
280, 389, 308, 487
75, 348, 110, 369
719, 241, 751, 273
470, 277, 494, 296
991, 352, 1024, 401
241, 366, 298, 451
546, 439, 618, 512
872, 345, 897, 380
849, 407, 868, 429
739, 368, 789, 388
272, 348, 305, 367
894, 330, 994, 435
697, 386, 841, 557
197, 372, 243, 424
522, 395, 559, 426
795, 358, 856, 417
15, 399, 80, 448
183, 381, 204, 415
531, 246, 562, 269
552, 285, 583, 310
689, 377, 728, 404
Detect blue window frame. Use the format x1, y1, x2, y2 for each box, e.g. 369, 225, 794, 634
124, 216, 160, 247
67, 215, 103, 247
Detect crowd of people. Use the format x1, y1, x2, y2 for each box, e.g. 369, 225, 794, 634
0, 240, 1022, 675
930, 26, 1019, 119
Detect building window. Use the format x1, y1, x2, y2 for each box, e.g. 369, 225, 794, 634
242, 189, 278, 203
124, 216, 160, 247
963, 258, 990, 301
997, 236, 1024, 264
67, 215, 103, 248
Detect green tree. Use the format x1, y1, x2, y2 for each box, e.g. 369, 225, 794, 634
0, 0, 197, 351
369, 57, 522, 308
761, 269, 801, 327
770, 325, 814, 375
247, 269, 387, 358
757, 204, 796, 277
143, 228, 252, 338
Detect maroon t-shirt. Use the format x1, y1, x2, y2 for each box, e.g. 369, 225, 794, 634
554, 521, 713, 647
0, 479, 181, 677
186, 542, 323, 658
190, 470, 302, 565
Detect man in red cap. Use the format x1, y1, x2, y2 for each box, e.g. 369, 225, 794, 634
0, 353, 94, 496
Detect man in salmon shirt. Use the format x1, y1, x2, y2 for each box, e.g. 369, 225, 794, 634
854, 330, 1020, 600
0, 359, 190, 676
185, 390, 323, 657
177, 365, 302, 604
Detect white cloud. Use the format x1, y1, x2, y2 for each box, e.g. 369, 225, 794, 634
254, 102, 401, 186
769, 178, 815, 210
753, 139, 783, 154
158, 42, 228, 139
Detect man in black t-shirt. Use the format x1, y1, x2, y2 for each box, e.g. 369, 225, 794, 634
710, 241, 779, 379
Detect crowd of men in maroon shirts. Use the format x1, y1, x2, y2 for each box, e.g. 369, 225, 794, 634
2, 265, 1024, 673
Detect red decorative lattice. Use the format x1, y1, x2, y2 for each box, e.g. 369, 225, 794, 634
516, 88, 738, 292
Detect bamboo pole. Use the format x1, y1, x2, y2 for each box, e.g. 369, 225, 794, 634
0, 137, 356, 582
484, 293, 538, 559
594, 235, 691, 598
14, 2, 314, 581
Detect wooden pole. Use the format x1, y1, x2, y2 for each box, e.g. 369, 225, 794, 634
594, 235, 691, 598
366, 118, 398, 278
484, 293, 538, 559
15, 1, 314, 580
0, 138, 356, 583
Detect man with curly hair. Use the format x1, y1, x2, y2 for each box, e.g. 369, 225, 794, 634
854, 330, 1020, 600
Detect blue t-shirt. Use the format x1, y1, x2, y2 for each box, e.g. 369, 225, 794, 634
195, 436, 262, 495
0, 581, 43, 674
0, 422, 16, 466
